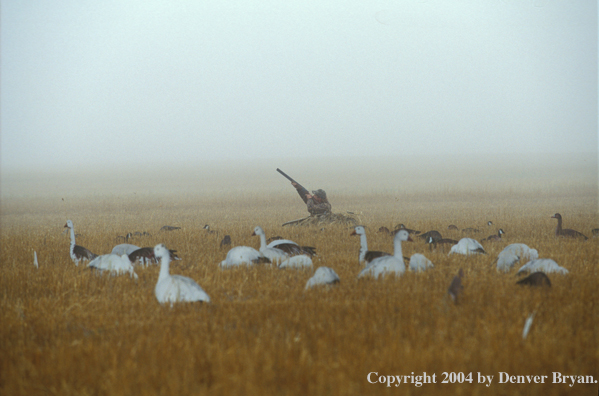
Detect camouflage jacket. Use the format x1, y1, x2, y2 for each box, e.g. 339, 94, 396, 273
295, 186, 331, 215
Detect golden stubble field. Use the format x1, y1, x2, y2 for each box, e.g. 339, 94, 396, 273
1, 158, 598, 396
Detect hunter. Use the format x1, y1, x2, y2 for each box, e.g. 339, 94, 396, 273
291, 182, 332, 216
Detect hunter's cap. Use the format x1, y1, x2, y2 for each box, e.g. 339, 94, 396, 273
312, 189, 327, 199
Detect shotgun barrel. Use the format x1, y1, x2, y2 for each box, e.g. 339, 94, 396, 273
277, 168, 306, 191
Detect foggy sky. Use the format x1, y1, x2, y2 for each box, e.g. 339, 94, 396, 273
1, 1, 597, 172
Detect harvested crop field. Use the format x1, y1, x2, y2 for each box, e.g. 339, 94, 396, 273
1, 155, 598, 395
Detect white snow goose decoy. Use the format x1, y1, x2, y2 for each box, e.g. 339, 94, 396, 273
495, 243, 538, 272
88, 254, 138, 279
252, 226, 290, 264
154, 243, 210, 305
551, 213, 588, 240
358, 229, 411, 279
516, 259, 568, 275
279, 254, 313, 269
252, 226, 314, 268
305, 267, 340, 289
111, 243, 141, 256
351, 225, 391, 264
220, 246, 270, 268
409, 253, 434, 272
64, 220, 97, 265
448, 238, 486, 255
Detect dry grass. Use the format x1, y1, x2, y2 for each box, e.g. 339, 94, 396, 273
1, 171, 598, 395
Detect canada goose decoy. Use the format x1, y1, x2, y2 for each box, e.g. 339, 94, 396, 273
551, 213, 588, 240
483, 229, 504, 242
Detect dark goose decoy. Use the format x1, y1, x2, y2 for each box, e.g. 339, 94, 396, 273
516, 272, 551, 287
483, 229, 504, 242
220, 235, 232, 247
64, 220, 97, 265
160, 225, 181, 232
128, 247, 181, 266
203, 224, 216, 234
447, 224, 459, 230
551, 213, 588, 240
461, 227, 480, 233
427, 236, 458, 251
448, 268, 464, 304
418, 230, 442, 242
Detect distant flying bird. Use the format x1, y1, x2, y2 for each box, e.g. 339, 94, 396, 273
64, 220, 97, 265
154, 243, 210, 305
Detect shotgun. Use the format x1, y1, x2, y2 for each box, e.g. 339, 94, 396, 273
276, 168, 306, 191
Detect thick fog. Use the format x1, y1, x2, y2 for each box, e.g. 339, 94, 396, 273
1, 1, 596, 175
